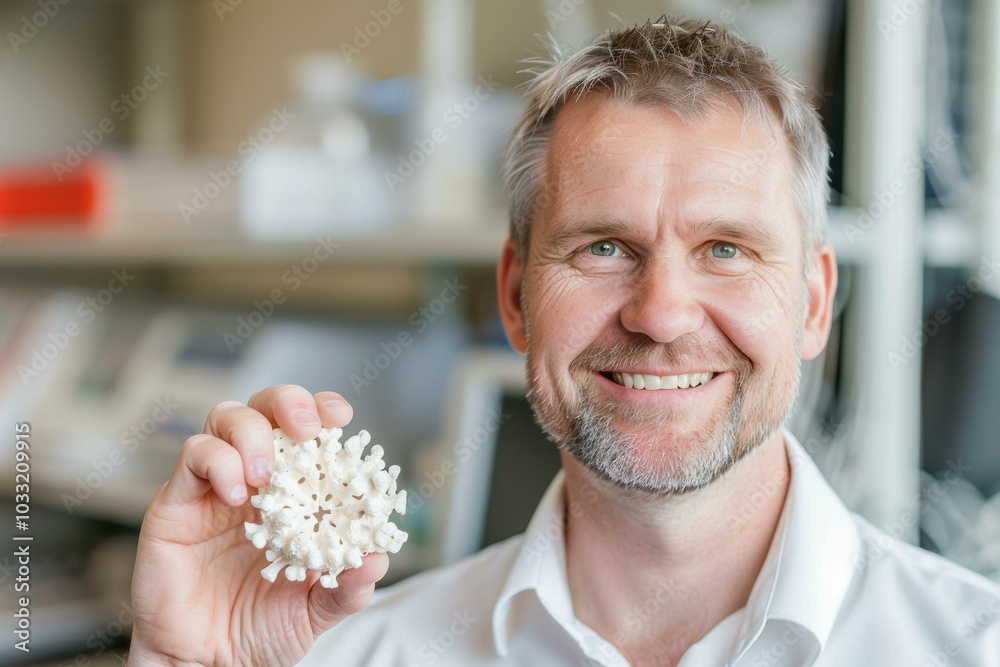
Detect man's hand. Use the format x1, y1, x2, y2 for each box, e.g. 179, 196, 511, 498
128, 386, 388, 666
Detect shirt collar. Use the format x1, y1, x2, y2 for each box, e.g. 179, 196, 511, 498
492, 467, 575, 657
491, 427, 861, 663
728, 428, 861, 665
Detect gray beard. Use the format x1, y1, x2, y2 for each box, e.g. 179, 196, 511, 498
519, 282, 805, 496
526, 368, 787, 496
560, 388, 768, 494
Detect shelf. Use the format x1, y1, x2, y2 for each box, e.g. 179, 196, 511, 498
0, 225, 511, 268
0, 207, 978, 269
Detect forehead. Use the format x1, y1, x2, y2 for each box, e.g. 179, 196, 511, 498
539, 92, 799, 241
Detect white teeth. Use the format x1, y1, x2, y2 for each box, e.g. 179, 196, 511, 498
611, 371, 715, 391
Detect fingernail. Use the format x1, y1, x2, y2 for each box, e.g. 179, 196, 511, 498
231, 484, 248, 502
253, 458, 272, 480
295, 411, 320, 427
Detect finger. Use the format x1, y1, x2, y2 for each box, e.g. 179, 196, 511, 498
161, 434, 249, 507
247, 385, 323, 443
204, 401, 276, 487
313, 391, 354, 429
307, 553, 389, 635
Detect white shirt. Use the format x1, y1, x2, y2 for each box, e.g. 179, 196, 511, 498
300, 429, 1000, 666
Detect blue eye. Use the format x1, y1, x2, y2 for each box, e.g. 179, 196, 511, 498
590, 241, 619, 256
711, 241, 739, 259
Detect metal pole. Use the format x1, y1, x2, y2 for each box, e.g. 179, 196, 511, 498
971, 0, 1000, 299
841, 0, 928, 540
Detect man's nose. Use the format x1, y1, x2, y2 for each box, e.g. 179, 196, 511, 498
618, 260, 705, 344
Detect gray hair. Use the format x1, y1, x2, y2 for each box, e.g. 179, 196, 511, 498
501, 17, 831, 255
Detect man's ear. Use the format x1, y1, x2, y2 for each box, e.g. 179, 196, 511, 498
802, 243, 838, 360
497, 237, 527, 353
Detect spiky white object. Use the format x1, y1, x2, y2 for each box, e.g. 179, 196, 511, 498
244, 427, 408, 588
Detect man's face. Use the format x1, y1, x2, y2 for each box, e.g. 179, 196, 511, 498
497, 93, 837, 494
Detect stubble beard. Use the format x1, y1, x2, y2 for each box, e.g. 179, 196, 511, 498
524, 332, 801, 496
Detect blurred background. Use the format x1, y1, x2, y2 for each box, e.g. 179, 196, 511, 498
0, 0, 998, 663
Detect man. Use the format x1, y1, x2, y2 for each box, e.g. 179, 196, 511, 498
128, 18, 1000, 667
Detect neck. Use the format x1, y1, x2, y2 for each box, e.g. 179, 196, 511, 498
562, 429, 790, 667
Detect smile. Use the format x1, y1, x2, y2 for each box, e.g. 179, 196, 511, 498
609, 371, 715, 390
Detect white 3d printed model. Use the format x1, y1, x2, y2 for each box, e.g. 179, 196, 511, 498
244, 427, 408, 588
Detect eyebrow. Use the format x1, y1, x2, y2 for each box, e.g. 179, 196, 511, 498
545, 216, 788, 254
687, 217, 787, 253
546, 218, 641, 248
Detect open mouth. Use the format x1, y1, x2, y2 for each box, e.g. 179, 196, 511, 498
607, 371, 715, 390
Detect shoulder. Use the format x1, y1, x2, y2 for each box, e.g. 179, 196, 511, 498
842, 514, 1000, 655
852, 514, 999, 602
298, 535, 526, 666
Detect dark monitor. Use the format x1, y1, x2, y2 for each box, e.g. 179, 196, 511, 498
479, 390, 563, 550
434, 351, 561, 564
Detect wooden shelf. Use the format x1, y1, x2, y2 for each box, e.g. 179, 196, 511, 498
0, 207, 977, 269
0, 226, 510, 268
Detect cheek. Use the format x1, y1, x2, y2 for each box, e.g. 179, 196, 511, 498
524, 267, 623, 363
705, 275, 803, 366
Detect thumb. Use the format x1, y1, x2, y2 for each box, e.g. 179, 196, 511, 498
308, 553, 389, 636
